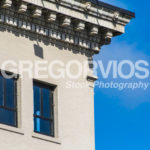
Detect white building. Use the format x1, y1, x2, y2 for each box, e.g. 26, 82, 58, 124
0, 0, 134, 150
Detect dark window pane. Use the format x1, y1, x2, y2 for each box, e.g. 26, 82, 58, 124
0, 76, 3, 106
40, 119, 51, 136
33, 81, 54, 136
0, 108, 16, 126
34, 85, 41, 116
34, 117, 51, 136
42, 88, 51, 118
5, 78, 15, 108
0, 75, 17, 127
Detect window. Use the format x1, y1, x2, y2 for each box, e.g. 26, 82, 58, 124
33, 81, 55, 137
0, 74, 17, 127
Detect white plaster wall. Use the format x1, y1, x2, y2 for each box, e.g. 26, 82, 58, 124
0, 29, 95, 150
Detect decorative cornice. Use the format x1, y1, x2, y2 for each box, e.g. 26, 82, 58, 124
47, 12, 57, 22
21, 0, 133, 28
0, 0, 134, 54
84, 0, 135, 18
84, 2, 92, 11
18, 2, 27, 13
1, 0, 12, 8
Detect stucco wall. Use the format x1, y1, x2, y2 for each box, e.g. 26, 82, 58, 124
0, 28, 95, 150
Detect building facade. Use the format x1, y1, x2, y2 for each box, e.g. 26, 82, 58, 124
0, 0, 134, 150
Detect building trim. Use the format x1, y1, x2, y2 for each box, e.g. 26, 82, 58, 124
0, 0, 134, 55
85, 0, 135, 18
32, 132, 61, 144
0, 124, 24, 135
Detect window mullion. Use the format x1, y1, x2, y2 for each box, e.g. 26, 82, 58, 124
14, 80, 17, 110
51, 91, 54, 118
14, 80, 18, 127
3, 78, 6, 107
50, 91, 54, 136
40, 88, 43, 116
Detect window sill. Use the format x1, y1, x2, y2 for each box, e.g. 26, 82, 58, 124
32, 132, 61, 144
0, 124, 24, 135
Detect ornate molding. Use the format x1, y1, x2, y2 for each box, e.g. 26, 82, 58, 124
32, 7, 42, 18
2, 0, 12, 8
90, 26, 98, 35
113, 11, 120, 22
18, 2, 27, 13
76, 21, 85, 31
21, 0, 133, 30
47, 12, 57, 22
61, 16, 71, 27
0, 0, 134, 54
84, 2, 91, 11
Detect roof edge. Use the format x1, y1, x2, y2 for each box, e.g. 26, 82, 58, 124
85, 0, 135, 18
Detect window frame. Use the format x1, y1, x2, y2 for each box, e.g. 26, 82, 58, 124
33, 80, 55, 137
0, 71, 18, 127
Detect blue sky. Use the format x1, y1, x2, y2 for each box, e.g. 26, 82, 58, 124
94, 0, 150, 150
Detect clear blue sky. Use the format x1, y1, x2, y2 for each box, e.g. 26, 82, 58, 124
94, 0, 150, 150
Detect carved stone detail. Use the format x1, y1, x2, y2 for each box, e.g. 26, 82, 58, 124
47, 12, 57, 22
2, 0, 12, 8
62, 17, 71, 27
105, 31, 113, 44
113, 11, 120, 22
90, 26, 98, 35
18, 2, 28, 13
84, 2, 91, 11
0, 0, 133, 54
105, 31, 113, 39
32, 8, 42, 18
76, 21, 85, 31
